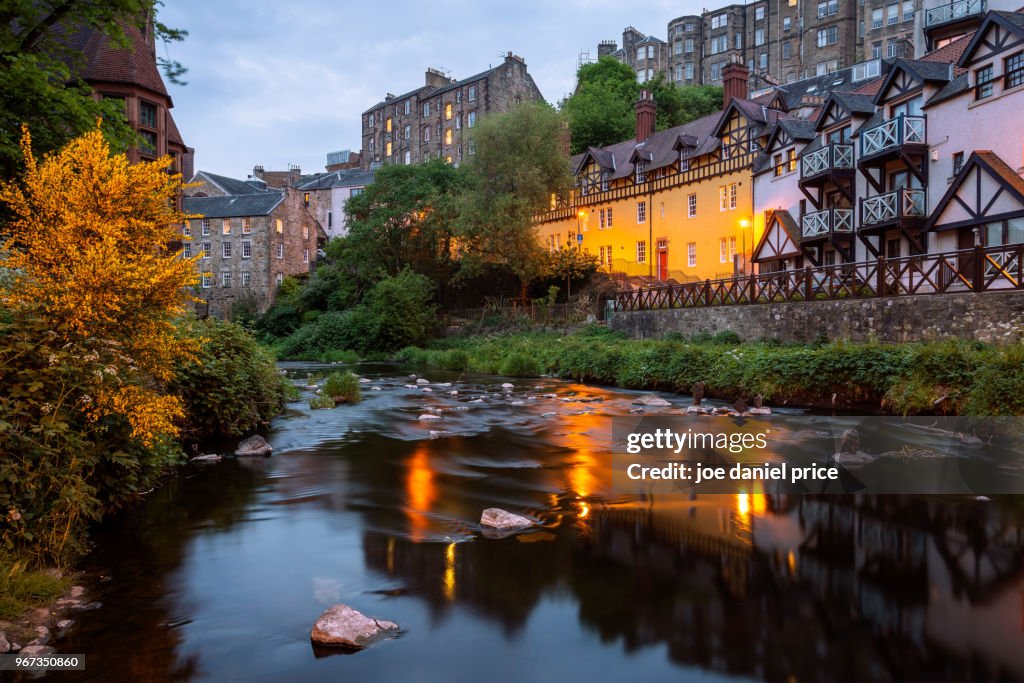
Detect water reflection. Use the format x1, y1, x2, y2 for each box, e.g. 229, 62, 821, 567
45, 366, 1024, 682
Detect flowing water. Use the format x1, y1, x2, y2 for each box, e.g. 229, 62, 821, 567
43, 364, 1024, 682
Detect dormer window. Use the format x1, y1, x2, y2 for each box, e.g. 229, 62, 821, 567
635, 161, 647, 184
600, 172, 609, 192
679, 149, 690, 171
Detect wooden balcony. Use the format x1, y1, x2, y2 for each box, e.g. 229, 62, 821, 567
799, 143, 855, 186
801, 208, 854, 241
859, 115, 927, 164
859, 188, 927, 231
925, 0, 985, 30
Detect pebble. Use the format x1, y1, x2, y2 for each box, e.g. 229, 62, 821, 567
501, 383, 514, 389
371, 386, 382, 391
418, 414, 442, 421
416, 378, 430, 385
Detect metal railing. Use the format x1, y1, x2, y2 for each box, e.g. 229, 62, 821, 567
925, 0, 985, 28
612, 244, 1024, 312
800, 143, 854, 180
860, 115, 926, 158
801, 208, 854, 238
860, 188, 926, 227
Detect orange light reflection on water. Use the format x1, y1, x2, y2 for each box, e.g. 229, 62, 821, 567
405, 444, 436, 542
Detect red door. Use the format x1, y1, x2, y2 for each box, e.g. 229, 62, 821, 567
658, 250, 668, 281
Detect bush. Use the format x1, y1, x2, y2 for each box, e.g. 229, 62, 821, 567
322, 371, 361, 403
257, 302, 302, 339
309, 394, 336, 410
170, 317, 289, 441
437, 349, 470, 371
499, 352, 543, 378
320, 349, 360, 364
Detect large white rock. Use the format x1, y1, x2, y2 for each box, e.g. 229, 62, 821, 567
416, 378, 430, 385
418, 414, 442, 421
632, 394, 671, 407
501, 383, 515, 390
480, 508, 533, 530
310, 604, 398, 649
235, 435, 272, 457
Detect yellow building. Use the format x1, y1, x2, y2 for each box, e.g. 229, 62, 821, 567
536, 66, 778, 283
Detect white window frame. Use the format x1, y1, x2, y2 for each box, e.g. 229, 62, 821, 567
688, 193, 697, 218
636, 241, 646, 263
222, 242, 231, 259
636, 201, 646, 224
277, 243, 284, 259
221, 272, 231, 288
241, 241, 251, 259
201, 273, 212, 289
687, 242, 697, 267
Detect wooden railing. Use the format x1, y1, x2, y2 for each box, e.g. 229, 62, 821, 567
800, 143, 854, 180
538, 153, 754, 223
925, 0, 984, 27
612, 244, 1024, 312
861, 188, 926, 226
801, 207, 854, 238
860, 115, 926, 158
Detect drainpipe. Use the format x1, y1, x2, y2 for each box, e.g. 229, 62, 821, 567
648, 188, 654, 278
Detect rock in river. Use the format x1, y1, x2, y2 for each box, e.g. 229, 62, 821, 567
632, 394, 671, 407
480, 508, 533, 530
235, 435, 272, 457
310, 604, 399, 649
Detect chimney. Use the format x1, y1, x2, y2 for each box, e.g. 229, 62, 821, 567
425, 68, 449, 89
635, 90, 656, 143
253, 164, 265, 179
722, 62, 749, 106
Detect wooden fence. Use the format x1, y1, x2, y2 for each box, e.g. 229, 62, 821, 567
613, 244, 1024, 312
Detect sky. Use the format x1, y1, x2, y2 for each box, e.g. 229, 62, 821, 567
158, 0, 707, 179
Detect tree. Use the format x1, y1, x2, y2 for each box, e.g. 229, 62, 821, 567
561, 57, 724, 153
546, 245, 600, 301
0, 126, 197, 443
0, 1, 187, 177
459, 101, 574, 300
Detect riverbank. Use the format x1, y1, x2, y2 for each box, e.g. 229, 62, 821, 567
392, 326, 1024, 415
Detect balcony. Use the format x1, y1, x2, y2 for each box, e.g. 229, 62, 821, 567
800, 143, 854, 184
925, 0, 985, 29
859, 115, 927, 161
860, 189, 926, 229
802, 208, 854, 240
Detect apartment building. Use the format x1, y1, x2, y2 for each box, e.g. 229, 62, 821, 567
360, 53, 543, 170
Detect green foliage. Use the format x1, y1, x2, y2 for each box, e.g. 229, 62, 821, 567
499, 352, 543, 378
437, 349, 470, 371
560, 57, 723, 153
309, 394, 335, 410
546, 246, 600, 285
322, 371, 361, 403
0, 553, 70, 619
170, 318, 287, 441
257, 302, 302, 339
320, 349, 360, 363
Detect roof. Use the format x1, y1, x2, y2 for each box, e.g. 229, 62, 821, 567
927, 151, 1024, 229
925, 72, 969, 107
873, 58, 953, 105
296, 168, 375, 190
958, 11, 1024, 69
752, 210, 803, 262
832, 91, 876, 115
192, 171, 274, 196
976, 151, 1024, 197
166, 112, 185, 147
62, 21, 170, 101
184, 193, 284, 219
921, 31, 974, 66
363, 60, 510, 114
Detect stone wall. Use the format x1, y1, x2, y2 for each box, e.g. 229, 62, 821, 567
609, 291, 1024, 344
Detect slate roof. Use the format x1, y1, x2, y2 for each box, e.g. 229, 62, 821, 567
296, 168, 376, 191
184, 193, 284, 219
193, 171, 273, 196
977, 151, 1024, 197
925, 72, 970, 107
62, 21, 170, 100
831, 92, 877, 115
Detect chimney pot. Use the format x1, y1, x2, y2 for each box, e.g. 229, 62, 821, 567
722, 63, 750, 106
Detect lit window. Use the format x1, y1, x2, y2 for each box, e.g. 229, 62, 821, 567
183, 220, 191, 236
303, 225, 309, 239
222, 218, 231, 235
386, 141, 393, 156
445, 129, 452, 145
242, 217, 251, 234
445, 103, 452, 120
386, 118, 392, 133
275, 219, 283, 234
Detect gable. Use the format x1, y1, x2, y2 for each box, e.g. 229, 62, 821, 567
929, 152, 1024, 231
874, 63, 922, 104
960, 14, 1024, 68
753, 211, 802, 262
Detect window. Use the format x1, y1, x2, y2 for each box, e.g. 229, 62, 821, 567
755, 5, 765, 20
720, 185, 728, 211
404, 150, 411, 165
760, 53, 768, 69
242, 241, 251, 258
711, 35, 728, 55
404, 100, 411, 115
636, 46, 645, 61
783, 42, 792, 59
636, 241, 647, 263
674, 41, 683, 56
635, 160, 647, 183
773, 153, 784, 176
872, 8, 883, 28
301, 225, 308, 240
445, 129, 452, 145
730, 183, 737, 209
599, 208, 606, 229
735, 33, 742, 49
887, 42, 899, 58
817, 26, 838, 47
456, 91, 462, 104
787, 149, 797, 173
403, 125, 410, 140
221, 272, 232, 288
711, 62, 723, 81
606, 207, 613, 227
241, 272, 251, 287
887, 3, 898, 25
902, 0, 913, 21
201, 219, 211, 236
445, 103, 452, 120
675, 64, 683, 81
720, 237, 729, 263
423, 102, 431, 117
368, 113, 375, 127
886, 238, 901, 259
688, 193, 697, 218
467, 139, 475, 155
467, 112, 476, 128
386, 141, 392, 156
424, 126, 431, 142
201, 273, 212, 289
182, 243, 191, 258
222, 242, 231, 259
951, 152, 964, 177
686, 38, 694, 53
201, 242, 211, 259
241, 217, 251, 234
455, 114, 461, 129
872, 42, 882, 59
275, 219, 283, 234
729, 237, 737, 261
276, 273, 284, 287
183, 221, 191, 237
636, 201, 646, 223
784, 17, 791, 31
976, 65, 994, 99
687, 242, 697, 267
350, 188, 363, 197
220, 218, 229, 235
139, 101, 157, 128
468, 85, 477, 101
685, 63, 694, 80
711, 14, 726, 29
386, 118, 392, 133
303, 248, 309, 264
277, 244, 284, 259
755, 28, 765, 46
1006, 52, 1024, 89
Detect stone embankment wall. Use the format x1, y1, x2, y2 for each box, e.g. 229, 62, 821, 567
609, 291, 1024, 343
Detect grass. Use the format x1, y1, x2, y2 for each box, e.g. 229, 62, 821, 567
0, 553, 70, 620
321, 371, 361, 403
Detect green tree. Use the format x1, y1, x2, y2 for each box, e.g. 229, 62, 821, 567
0, 1, 187, 177
459, 101, 573, 300
547, 245, 600, 300
561, 57, 723, 153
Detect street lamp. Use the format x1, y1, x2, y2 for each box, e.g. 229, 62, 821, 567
739, 218, 751, 275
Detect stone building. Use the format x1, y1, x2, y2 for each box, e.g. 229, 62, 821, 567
360, 52, 544, 170
65, 14, 193, 179
595, 0, 1020, 91
295, 167, 375, 240
181, 172, 324, 318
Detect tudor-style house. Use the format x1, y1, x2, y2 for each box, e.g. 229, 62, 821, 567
182, 172, 325, 318
750, 8, 1024, 285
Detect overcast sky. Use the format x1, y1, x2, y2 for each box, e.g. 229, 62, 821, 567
158, 0, 707, 179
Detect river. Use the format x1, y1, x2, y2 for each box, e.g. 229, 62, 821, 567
45, 364, 1024, 682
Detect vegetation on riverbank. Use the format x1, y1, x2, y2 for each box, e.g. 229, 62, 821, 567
0, 554, 69, 620
393, 326, 1024, 416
